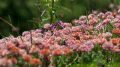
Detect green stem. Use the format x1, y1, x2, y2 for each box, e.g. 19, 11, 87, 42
50, 0, 55, 24
0, 17, 16, 29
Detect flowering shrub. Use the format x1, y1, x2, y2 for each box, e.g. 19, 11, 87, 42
0, 9, 120, 67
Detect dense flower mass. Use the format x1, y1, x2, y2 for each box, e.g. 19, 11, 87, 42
0, 9, 120, 67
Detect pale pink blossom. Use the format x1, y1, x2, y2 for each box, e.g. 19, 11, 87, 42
44, 23, 51, 29
102, 41, 113, 50
79, 16, 87, 21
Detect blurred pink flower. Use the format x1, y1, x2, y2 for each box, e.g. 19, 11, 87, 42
71, 26, 81, 32
114, 23, 120, 28
52, 49, 64, 56
29, 45, 40, 53
102, 41, 113, 50
22, 31, 30, 36
97, 12, 105, 19
0, 58, 7, 67
79, 16, 87, 21
7, 59, 13, 67
88, 14, 95, 19
95, 19, 111, 30
78, 41, 94, 52
98, 32, 112, 38
105, 11, 112, 16
44, 23, 51, 29
112, 46, 120, 52
19, 49, 27, 56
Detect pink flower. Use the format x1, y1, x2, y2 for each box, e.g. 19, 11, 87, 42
66, 39, 78, 50
39, 48, 50, 56
71, 26, 81, 32
63, 47, 73, 55
114, 23, 120, 28
52, 49, 64, 56
29, 45, 39, 53
102, 41, 113, 50
61, 28, 71, 35
92, 38, 107, 45
79, 16, 87, 21
59, 21, 72, 28
23, 41, 32, 48
34, 29, 42, 33
105, 11, 112, 16
6, 42, 15, 49
95, 19, 111, 30
18, 44, 27, 49
89, 18, 98, 25
22, 31, 30, 36
118, 9, 120, 14
0, 43, 6, 49
97, 12, 105, 19
63, 23, 72, 27
0, 58, 7, 66
55, 37, 62, 42
19, 49, 27, 56
116, 15, 120, 19
88, 14, 95, 19
112, 18, 119, 23
106, 15, 114, 19
98, 32, 112, 38
78, 41, 94, 52
7, 59, 13, 67
0, 49, 10, 56
112, 46, 120, 52
78, 20, 86, 24
78, 45, 92, 52
44, 23, 51, 29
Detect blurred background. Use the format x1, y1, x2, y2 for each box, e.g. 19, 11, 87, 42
0, 0, 120, 38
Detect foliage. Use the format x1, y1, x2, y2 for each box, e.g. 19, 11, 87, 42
0, 0, 120, 37
0, 9, 120, 67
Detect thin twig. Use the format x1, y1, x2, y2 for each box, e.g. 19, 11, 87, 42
50, 0, 55, 24
0, 17, 16, 29
41, 9, 46, 17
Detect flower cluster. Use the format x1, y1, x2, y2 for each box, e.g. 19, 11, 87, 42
0, 9, 120, 67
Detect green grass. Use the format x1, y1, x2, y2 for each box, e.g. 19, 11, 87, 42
69, 63, 120, 67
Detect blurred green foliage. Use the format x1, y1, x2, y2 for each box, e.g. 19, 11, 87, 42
0, 0, 120, 38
